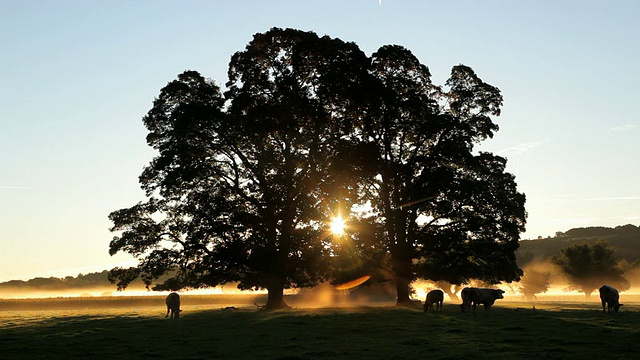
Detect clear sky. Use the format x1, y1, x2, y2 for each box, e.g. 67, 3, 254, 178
1, 1, 639, 282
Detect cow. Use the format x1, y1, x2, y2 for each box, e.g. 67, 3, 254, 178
423, 289, 444, 312
165, 292, 181, 318
460, 287, 476, 313
599, 285, 623, 313
461, 287, 504, 316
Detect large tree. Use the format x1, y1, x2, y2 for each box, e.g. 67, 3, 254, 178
552, 240, 629, 299
108, 28, 371, 310
109, 28, 526, 309
221, 28, 372, 308
347, 46, 526, 305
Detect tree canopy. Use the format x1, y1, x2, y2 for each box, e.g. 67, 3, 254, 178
551, 240, 629, 298
343, 48, 525, 304
108, 27, 526, 309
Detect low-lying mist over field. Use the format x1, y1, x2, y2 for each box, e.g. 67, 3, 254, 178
3, 225, 640, 309
3, 280, 640, 311
3, 262, 640, 306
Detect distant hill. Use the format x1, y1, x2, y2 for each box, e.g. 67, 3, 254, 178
0, 270, 149, 297
0, 270, 112, 291
517, 224, 640, 267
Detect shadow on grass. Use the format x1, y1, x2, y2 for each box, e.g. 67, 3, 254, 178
2, 304, 640, 359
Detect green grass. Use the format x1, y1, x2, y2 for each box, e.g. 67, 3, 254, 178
1, 300, 639, 359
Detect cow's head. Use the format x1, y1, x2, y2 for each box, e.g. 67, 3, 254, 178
614, 304, 623, 312
495, 289, 505, 299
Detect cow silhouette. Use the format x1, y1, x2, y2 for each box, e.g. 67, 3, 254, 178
599, 285, 623, 313
460, 287, 504, 316
165, 292, 182, 318
423, 289, 444, 312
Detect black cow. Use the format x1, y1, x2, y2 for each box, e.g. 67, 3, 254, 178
599, 285, 623, 313
423, 289, 444, 312
165, 292, 182, 318
460, 287, 476, 313
461, 287, 504, 316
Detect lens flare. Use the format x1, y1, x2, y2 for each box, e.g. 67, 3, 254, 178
335, 275, 371, 290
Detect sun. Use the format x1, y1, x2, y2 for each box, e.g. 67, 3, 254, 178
329, 216, 346, 236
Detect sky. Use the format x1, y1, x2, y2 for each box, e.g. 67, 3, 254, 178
1, 0, 639, 282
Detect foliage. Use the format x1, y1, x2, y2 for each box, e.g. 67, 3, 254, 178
551, 240, 629, 297
108, 27, 526, 309
108, 29, 375, 310
353, 47, 525, 304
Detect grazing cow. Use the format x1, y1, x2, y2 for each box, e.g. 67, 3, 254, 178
165, 292, 181, 318
599, 285, 623, 313
461, 287, 504, 316
423, 289, 444, 312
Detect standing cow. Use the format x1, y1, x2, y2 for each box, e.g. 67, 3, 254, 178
461, 287, 504, 316
599, 285, 623, 313
460, 287, 477, 314
166, 292, 181, 318
423, 289, 444, 312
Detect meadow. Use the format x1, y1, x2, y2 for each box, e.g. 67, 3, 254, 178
1, 296, 639, 360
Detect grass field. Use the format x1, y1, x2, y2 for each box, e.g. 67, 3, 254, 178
1, 297, 639, 359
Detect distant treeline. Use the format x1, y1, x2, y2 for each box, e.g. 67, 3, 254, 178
0, 271, 145, 292
2, 224, 639, 292
518, 224, 640, 267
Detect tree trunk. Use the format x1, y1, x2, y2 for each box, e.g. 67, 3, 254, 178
391, 244, 419, 308
394, 275, 416, 307
443, 288, 459, 303
436, 282, 460, 303
392, 261, 420, 307
263, 282, 290, 311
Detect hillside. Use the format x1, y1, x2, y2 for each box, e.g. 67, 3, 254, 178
517, 224, 640, 267
0, 270, 149, 298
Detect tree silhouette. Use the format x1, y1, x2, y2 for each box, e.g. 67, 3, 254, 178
108, 29, 371, 310
350, 47, 526, 305
108, 28, 526, 309
551, 240, 629, 298
222, 28, 372, 309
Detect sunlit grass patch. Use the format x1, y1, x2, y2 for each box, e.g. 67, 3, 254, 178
1, 301, 640, 359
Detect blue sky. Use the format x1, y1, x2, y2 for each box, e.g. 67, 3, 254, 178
1, 0, 639, 281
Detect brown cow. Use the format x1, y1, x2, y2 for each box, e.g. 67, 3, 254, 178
165, 292, 181, 318
423, 289, 444, 312
599, 285, 623, 313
